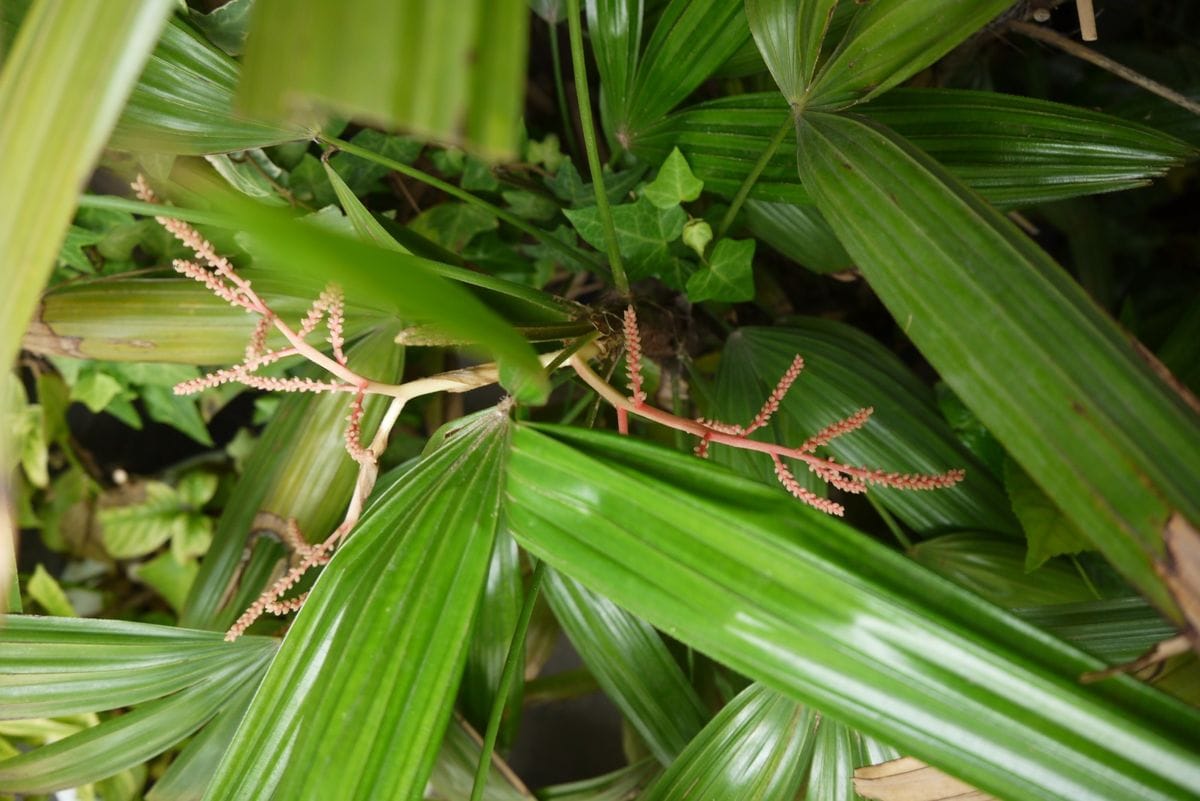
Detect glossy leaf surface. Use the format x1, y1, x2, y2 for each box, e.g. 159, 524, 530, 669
635, 90, 1196, 207
505, 424, 1200, 801
795, 111, 1200, 615
804, 0, 1014, 110
110, 18, 305, 154
640, 683, 810, 801
543, 567, 708, 763
0, 617, 272, 794
204, 408, 510, 801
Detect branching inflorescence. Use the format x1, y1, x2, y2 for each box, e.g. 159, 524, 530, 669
570, 306, 964, 517
131, 175, 558, 640
135, 173, 961, 637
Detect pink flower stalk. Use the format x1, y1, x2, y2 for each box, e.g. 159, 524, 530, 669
610, 305, 964, 517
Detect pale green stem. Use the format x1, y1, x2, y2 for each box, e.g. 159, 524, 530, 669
716, 115, 793, 240
548, 21, 580, 163
867, 494, 914, 551
566, 0, 630, 296
469, 559, 547, 801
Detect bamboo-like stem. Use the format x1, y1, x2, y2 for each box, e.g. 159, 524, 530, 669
548, 21, 580, 163
1008, 20, 1200, 116
469, 559, 547, 801
318, 134, 605, 272
565, 0, 630, 296
717, 115, 793, 239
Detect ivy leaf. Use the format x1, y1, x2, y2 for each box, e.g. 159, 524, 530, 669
564, 196, 690, 286
131, 552, 200, 614
526, 133, 566, 172
189, 0, 254, 56
642, 147, 703, 209
70, 371, 124, 413
1005, 458, 1093, 571
461, 156, 501, 192
171, 515, 214, 563
501, 190, 560, 221
140, 385, 214, 447
409, 203, 499, 252
686, 238, 755, 302
682, 218, 713, 259
58, 226, 102, 273
176, 471, 219, 509
331, 129, 423, 194
99, 482, 185, 560
27, 565, 77, 617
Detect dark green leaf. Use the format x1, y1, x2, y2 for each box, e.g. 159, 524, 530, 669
543, 567, 708, 764
911, 533, 1098, 608
410, 204, 500, 253
505, 424, 1200, 801
189, 0, 254, 57
1006, 459, 1094, 571
635, 90, 1196, 207
745, 0, 837, 103
565, 197, 690, 287
640, 683, 809, 801
686, 237, 754, 302
805, 0, 1014, 110
795, 111, 1200, 613
741, 199, 850, 274
623, 0, 751, 140
1015, 597, 1178, 665
0, 616, 272, 720
460, 529, 525, 744
203, 408, 510, 801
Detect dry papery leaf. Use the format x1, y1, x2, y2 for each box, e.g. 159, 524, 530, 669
1160, 512, 1200, 649
853, 756, 994, 801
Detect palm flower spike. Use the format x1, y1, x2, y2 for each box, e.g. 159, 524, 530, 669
606, 305, 964, 517
132, 175, 387, 637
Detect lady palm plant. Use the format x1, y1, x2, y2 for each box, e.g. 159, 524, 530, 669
2, 1, 1199, 800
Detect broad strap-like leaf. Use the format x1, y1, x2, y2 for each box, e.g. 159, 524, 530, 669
795, 111, 1200, 616
542, 567, 709, 763
110, 18, 305, 154
623, 0, 750, 141
804, 0, 1014, 110
238, 0, 527, 159
0, 616, 274, 719
0, 0, 171, 373
586, 0, 643, 136
1014, 597, 1179, 666
460, 529, 525, 745
911, 533, 1098, 609
713, 323, 1017, 535
745, 0, 837, 104
741, 199, 851, 274
203, 407, 510, 801
640, 683, 810, 801
504, 424, 1200, 801
0, 617, 272, 795
634, 90, 1196, 207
